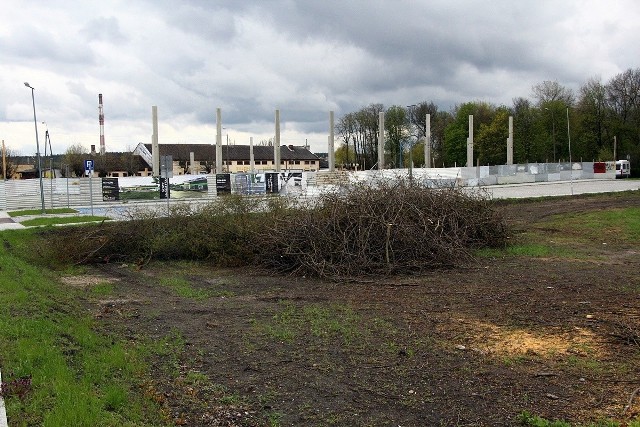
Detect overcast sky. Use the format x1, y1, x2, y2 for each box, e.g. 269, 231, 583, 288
1, 0, 638, 156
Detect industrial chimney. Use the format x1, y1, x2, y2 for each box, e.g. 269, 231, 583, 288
98, 94, 105, 155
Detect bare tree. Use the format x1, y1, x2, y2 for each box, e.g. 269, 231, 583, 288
532, 80, 575, 106
578, 76, 609, 152
336, 112, 356, 166
606, 68, 640, 122
2, 148, 19, 179
336, 104, 384, 170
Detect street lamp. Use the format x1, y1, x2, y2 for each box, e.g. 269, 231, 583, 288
24, 82, 46, 214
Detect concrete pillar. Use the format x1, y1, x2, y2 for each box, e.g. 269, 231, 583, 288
274, 109, 281, 172
507, 115, 514, 165
189, 152, 195, 174
378, 112, 385, 170
425, 113, 431, 168
216, 108, 222, 174
467, 115, 474, 167
328, 111, 335, 172
250, 136, 255, 173
152, 106, 159, 177
2, 140, 6, 179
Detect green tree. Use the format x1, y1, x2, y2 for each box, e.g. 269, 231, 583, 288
477, 107, 510, 165
335, 144, 356, 168
512, 97, 544, 163
406, 101, 450, 167
385, 105, 407, 167
62, 143, 89, 177
444, 102, 495, 167
409, 139, 425, 167
606, 68, 640, 173
571, 77, 609, 162
431, 110, 453, 167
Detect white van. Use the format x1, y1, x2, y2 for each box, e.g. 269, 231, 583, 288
616, 160, 631, 178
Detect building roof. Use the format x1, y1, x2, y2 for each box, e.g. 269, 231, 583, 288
142, 143, 215, 161
142, 143, 319, 162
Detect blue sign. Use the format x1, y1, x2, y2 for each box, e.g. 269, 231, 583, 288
84, 159, 94, 171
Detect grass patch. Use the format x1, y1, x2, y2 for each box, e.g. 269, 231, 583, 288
88, 282, 115, 296
158, 276, 232, 299
8, 208, 77, 217
476, 243, 577, 258
479, 206, 640, 259
0, 228, 167, 426
263, 302, 361, 344
539, 207, 640, 244
20, 215, 111, 227
516, 411, 640, 427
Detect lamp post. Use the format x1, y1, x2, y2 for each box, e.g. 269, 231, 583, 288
24, 82, 45, 213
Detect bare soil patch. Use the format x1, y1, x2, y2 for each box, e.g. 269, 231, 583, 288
68, 192, 640, 426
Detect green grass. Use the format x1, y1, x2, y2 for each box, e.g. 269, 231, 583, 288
263, 302, 361, 344
546, 207, 640, 242
88, 282, 115, 296
516, 411, 640, 427
19, 215, 111, 227
0, 229, 168, 426
479, 206, 640, 259
476, 243, 577, 258
8, 208, 77, 217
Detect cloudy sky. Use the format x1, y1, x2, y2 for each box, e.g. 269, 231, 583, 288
1, 0, 638, 156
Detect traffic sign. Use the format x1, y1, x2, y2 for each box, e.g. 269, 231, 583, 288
84, 159, 94, 176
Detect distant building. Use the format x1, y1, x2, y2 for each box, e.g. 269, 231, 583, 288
134, 143, 321, 174
6, 143, 322, 180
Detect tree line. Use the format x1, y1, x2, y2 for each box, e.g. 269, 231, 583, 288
335, 68, 640, 174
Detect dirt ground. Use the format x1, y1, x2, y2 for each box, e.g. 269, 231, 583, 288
71, 192, 640, 426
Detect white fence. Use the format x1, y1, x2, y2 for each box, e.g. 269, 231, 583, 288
0, 162, 618, 211
0, 178, 102, 211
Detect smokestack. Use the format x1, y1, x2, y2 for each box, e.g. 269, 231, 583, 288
98, 94, 105, 155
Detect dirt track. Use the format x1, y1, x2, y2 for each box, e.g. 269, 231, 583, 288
73, 191, 640, 426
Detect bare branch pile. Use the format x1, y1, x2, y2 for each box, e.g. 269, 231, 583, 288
38, 180, 508, 279
257, 179, 508, 277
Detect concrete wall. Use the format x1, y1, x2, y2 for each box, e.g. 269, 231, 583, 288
346, 161, 615, 188
451, 161, 613, 186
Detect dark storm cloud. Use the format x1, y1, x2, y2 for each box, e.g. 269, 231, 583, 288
2, 0, 639, 154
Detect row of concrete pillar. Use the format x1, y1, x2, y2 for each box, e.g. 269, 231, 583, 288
150, 106, 515, 176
